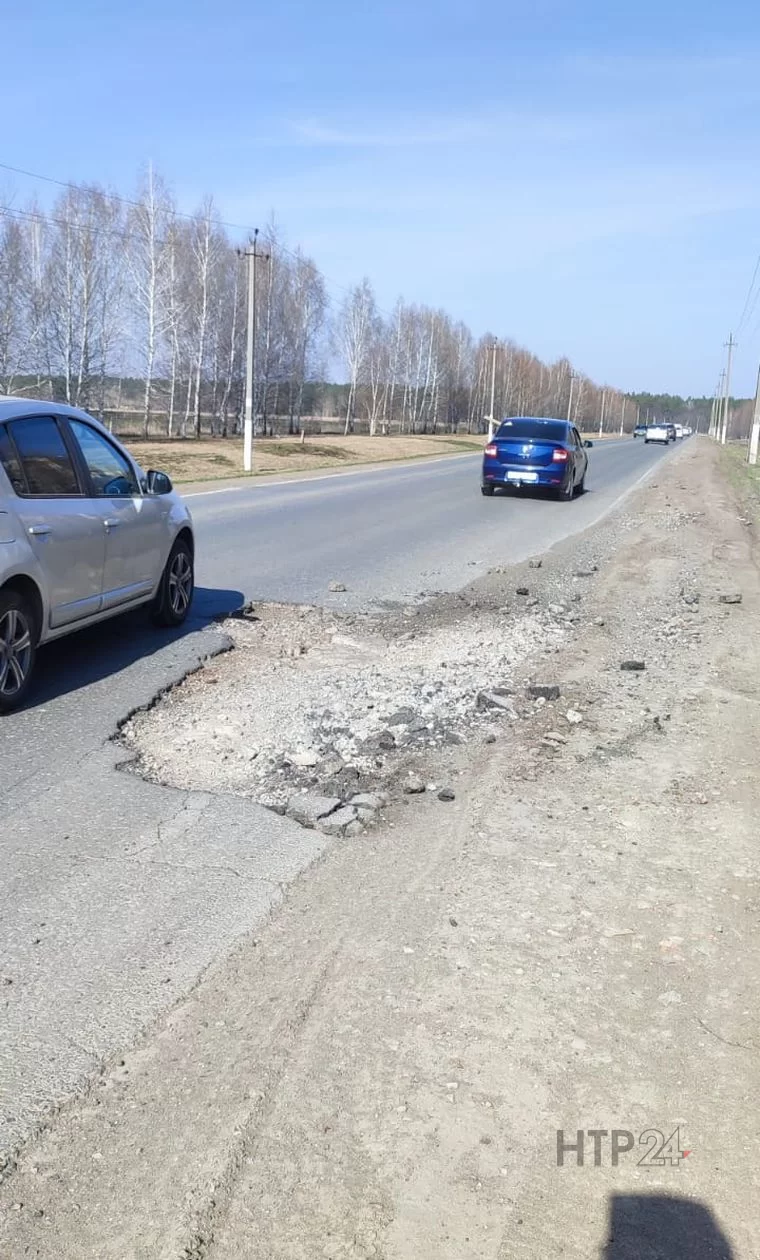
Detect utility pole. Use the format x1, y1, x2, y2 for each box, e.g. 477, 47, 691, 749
720, 334, 736, 446
711, 372, 725, 439
239, 229, 270, 473
619, 395, 626, 436
486, 338, 498, 439
598, 389, 606, 437
566, 371, 576, 422
749, 361, 760, 465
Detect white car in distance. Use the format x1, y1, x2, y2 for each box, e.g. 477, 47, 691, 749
644, 423, 671, 445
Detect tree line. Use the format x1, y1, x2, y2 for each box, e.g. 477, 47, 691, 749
1, 167, 639, 437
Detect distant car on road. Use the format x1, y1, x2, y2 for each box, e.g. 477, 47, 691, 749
482, 417, 591, 500
674, 424, 685, 439
665, 423, 677, 441
644, 423, 671, 445
0, 399, 194, 712
633, 423, 647, 438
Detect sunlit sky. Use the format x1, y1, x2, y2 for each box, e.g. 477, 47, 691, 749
4, 0, 760, 395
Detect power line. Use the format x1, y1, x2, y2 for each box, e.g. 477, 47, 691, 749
0, 158, 266, 241
736, 252, 760, 336
0, 158, 387, 315
0, 200, 357, 316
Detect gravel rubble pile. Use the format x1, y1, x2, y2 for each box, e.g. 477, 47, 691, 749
121, 598, 569, 829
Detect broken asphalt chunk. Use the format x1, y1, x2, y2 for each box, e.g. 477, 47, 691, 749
528, 684, 561, 701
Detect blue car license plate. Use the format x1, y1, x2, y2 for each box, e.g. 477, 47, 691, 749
507, 470, 538, 482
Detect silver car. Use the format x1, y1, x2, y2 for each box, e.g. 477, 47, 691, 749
0, 399, 194, 712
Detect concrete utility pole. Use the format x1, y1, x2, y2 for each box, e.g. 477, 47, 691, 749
721, 334, 736, 446
566, 372, 576, 422
749, 361, 760, 465
619, 396, 626, 436
598, 389, 606, 437
711, 372, 725, 439
487, 339, 498, 440
239, 229, 270, 473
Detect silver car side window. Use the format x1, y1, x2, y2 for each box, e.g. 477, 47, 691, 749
7, 418, 81, 497
0, 424, 27, 494
69, 421, 139, 498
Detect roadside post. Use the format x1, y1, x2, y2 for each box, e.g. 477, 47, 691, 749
486, 337, 498, 439
748, 362, 760, 465
239, 229, 271, 473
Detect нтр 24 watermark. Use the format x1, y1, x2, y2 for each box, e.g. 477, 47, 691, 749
556, 1128, 692, 1167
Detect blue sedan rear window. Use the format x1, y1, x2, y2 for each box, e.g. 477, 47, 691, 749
495, 419, 568, 441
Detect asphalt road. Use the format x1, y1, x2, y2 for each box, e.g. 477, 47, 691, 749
188, 437, 667, 610
0, 435, 673, 1156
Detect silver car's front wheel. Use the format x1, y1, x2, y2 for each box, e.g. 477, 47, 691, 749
152, 537, 194, 628
0, 593, 37, 713
168, 549, 193, 618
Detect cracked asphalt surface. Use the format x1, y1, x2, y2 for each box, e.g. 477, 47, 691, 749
0, 439, 670, 1156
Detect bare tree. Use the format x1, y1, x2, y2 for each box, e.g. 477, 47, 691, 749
127, 168, 172, 435
186, 198, 224, 437
0, 161, 627, 441
338, 278, 376, 435
0, 214, 25, 392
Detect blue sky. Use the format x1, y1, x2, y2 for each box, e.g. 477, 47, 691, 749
3, 0, 760, 394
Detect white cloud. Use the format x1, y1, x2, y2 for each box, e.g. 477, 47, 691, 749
290, 117, 488, 148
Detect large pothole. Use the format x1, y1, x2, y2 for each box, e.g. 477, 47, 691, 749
118, 596, 571, 835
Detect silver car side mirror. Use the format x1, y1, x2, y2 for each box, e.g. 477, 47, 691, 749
147, 469, 173, 495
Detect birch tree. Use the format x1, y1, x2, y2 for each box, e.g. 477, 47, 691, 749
127, 168, 172, 435
338, 278, 376, 435
0, 214, 25, 392
186, 198, 224, 437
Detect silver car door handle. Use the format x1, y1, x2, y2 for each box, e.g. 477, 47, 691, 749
28, 524, 52, 536
103, 518, 122, 530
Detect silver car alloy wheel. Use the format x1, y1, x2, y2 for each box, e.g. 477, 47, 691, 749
0, 607, 33, 699
168, 551, 193, 616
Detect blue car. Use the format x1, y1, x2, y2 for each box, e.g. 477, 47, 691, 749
482, 417, 592, 500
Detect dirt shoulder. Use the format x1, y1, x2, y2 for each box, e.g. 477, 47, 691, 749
126, 432, 484, 485
2, 439, 758, 1259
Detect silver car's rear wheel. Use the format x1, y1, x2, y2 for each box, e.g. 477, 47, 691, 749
0, 592, 37, 713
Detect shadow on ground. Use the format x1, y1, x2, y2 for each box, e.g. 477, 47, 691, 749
488, 484, 594, 502
603, 1194, 734, 1259
24, 585, 243, 710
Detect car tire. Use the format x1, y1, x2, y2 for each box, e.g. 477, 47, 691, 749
575, 473, 586, 496
558, 477, 574, 501
481, 484, 495, 496
151, 537, 194, 627
0, 588, 38, 714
